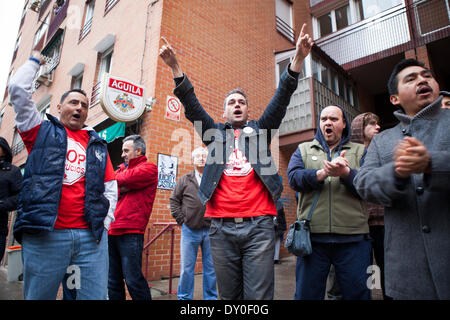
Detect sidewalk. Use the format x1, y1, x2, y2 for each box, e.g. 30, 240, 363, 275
0, 255, 382, 300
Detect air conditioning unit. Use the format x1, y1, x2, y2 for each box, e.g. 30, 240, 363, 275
36, 65, 53, 85
29, 0, 41, 12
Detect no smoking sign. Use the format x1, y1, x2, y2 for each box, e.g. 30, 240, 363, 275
165, 96, 181, 121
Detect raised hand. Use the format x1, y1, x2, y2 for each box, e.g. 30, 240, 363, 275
31, 50, 46, 65
159, 37, 183, 78
291, 23, 314, 73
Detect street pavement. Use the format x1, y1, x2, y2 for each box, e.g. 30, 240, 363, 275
0, 255, 382, 300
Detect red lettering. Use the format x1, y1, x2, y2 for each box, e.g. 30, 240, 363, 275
67, 150, 77, 163
78, 154, 86, 165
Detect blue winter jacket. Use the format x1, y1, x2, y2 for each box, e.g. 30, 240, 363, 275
13, 114, 109, 243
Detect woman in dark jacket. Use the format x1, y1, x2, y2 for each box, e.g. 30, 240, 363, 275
0, 137, 22, 262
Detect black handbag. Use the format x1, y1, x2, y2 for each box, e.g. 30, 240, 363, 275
284, 190, 320, 257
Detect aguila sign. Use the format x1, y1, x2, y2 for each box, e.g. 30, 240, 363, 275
100, 73, 147, 122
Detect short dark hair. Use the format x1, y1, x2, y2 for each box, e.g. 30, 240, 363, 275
60, 88, 88, 104
387, 59, 426, 95
123, 134, 146, 155
223, 88, 248, 110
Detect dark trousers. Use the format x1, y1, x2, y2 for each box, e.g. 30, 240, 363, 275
369, 225, 391, 300
0, 234, 6, 263
295, 239, 372, 300
209, 216, 275, 300
108, 233, 151, 300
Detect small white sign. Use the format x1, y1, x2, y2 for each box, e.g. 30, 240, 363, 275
165, 96, 181, 122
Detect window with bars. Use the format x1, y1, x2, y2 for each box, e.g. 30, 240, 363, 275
80, 0, 95, 41
275, 0, 295, 42
105, 0, 119, 15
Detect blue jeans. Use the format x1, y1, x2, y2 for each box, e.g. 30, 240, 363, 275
21, 228, 108, 300
294, 239, 371, 300
209, 216, 275, 300
108, 233, 151, 300
178, 224, 217, 300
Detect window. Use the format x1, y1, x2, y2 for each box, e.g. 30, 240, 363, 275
99, 47, 113, 81
43, 32, 64, 72
335, 5, 350, 30
80, 0, 95, 40
275, 0, 294, 41
12, 34, 21, 62
105, 0, 119, 15
317, 12, 333, 37
317, 4, 350, 37
92, 47, 113, 105
356, 0, 403, 20
311, 55, 357, 106
33, 14, 50, 48
12, 127, 25, 156
39, 102, 50, 120
72, 73, 83, 89
415, 0, 450, 36
0, 108, 4, 129
275, 52, 306, 86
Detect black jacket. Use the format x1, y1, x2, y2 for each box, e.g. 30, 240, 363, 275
0, 137, 22, 235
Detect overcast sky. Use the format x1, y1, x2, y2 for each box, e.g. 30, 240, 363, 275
0, 1, 25, 101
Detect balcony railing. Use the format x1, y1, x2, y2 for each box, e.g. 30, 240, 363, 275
313, 78, 359, 124
316, 5, 410, 66
276, 16, 295, 42
315, 1, 449, 68
279, 77, 313, 135
279, 77, 359, 136
79, 18, 93, 41
90, 81, 101, 106
105, 0, 119, 15
11, 141, 25, 156
47, 0, 70, 41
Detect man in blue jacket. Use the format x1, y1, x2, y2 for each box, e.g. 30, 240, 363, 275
159, 25, 313, 300
8, 52, 117, 300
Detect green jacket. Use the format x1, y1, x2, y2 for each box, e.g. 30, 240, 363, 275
295, 139, 368, 235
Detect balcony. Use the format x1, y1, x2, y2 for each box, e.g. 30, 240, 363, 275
316, 5, 410, 68
315, 1, 449, 70
279, 77, 359, 141
47, 0, 70, 41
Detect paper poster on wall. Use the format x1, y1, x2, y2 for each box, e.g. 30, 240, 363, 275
157, 153, 178, 190
165, 96, 181, 121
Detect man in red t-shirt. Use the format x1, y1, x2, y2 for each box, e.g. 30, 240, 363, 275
8, 51, 117, 300
160, 25, 314, 299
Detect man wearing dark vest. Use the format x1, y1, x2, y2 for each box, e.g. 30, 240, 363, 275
8, 51, 117, 300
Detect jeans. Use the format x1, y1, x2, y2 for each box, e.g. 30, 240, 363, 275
21, 228, 108, 300
178, 224, 217, 300
294, 239, 371, 300
209, 215, 275, 300
108, 233, 151, 300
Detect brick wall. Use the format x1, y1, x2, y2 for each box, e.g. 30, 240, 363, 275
1, 0, 309, 282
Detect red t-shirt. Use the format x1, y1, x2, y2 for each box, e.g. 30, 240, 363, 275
20, 124, 116, 229
204, 129, 276, 218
